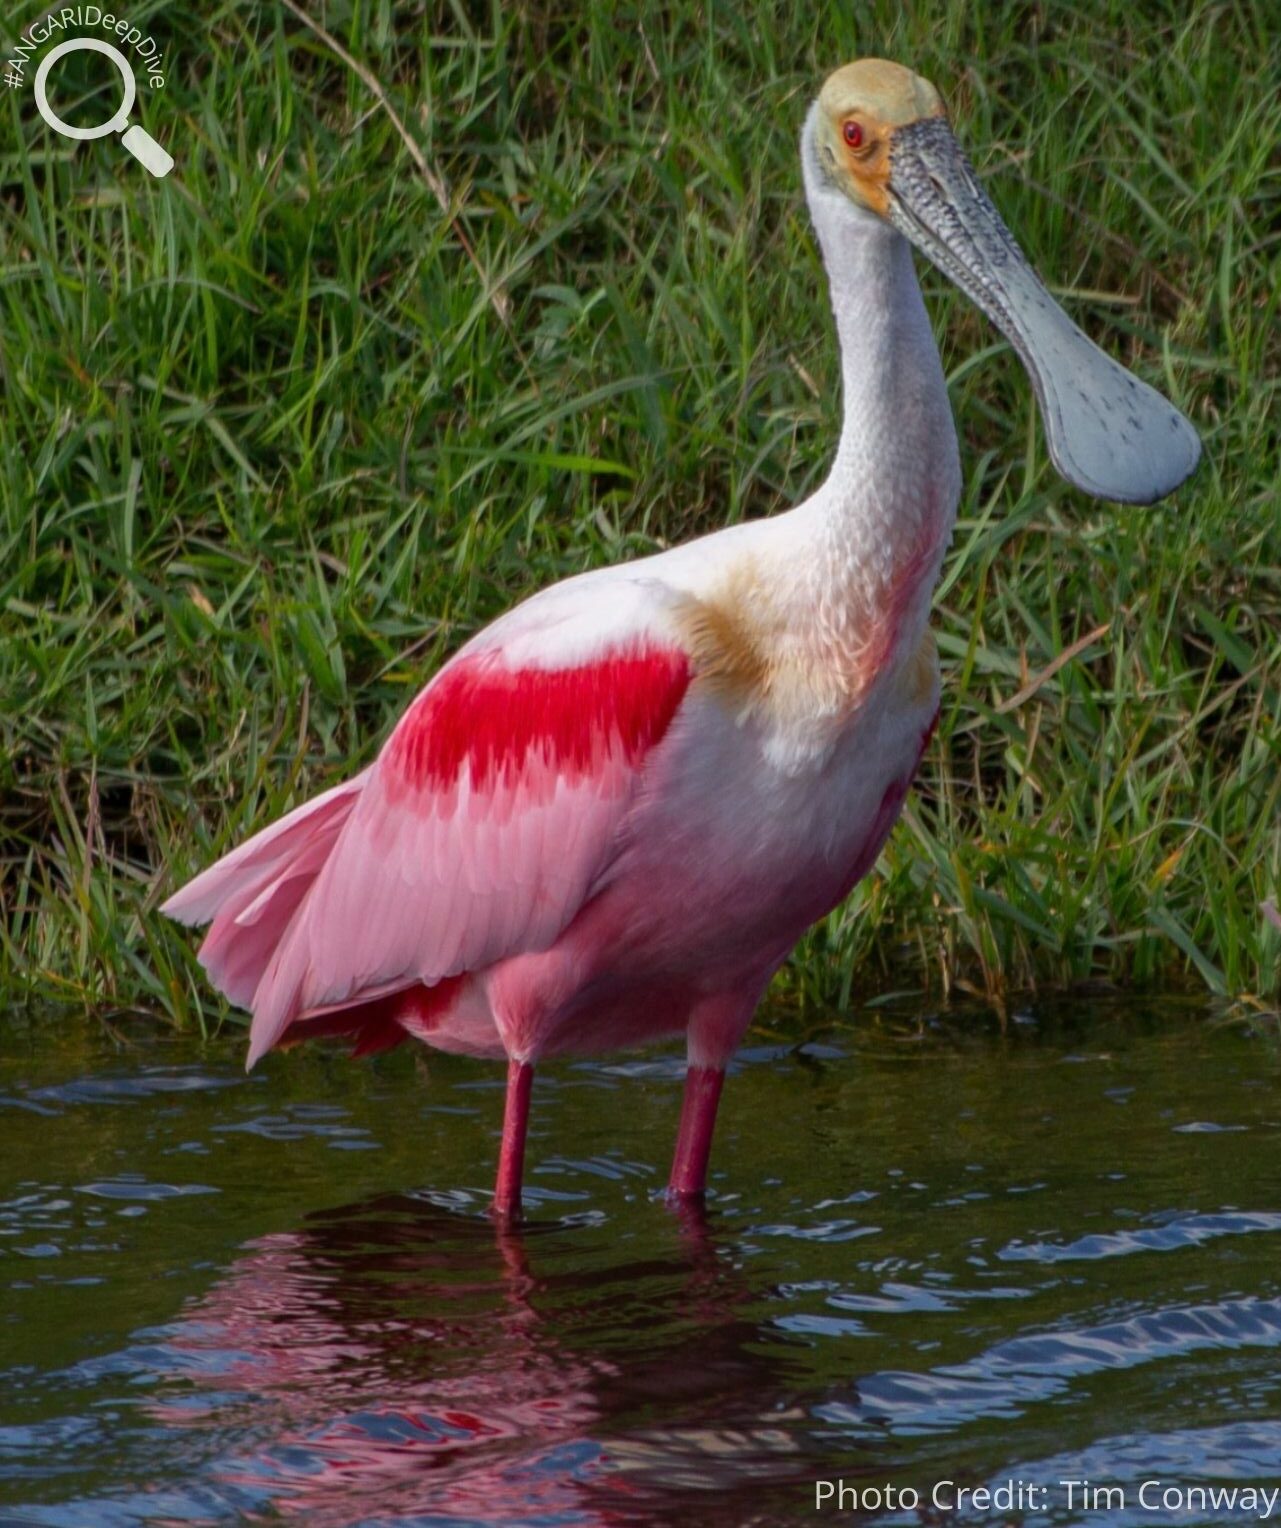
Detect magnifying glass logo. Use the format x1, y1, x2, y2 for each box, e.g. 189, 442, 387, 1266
33, 38, 173, 178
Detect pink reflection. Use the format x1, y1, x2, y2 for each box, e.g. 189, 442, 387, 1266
148, 1196, 811, 1525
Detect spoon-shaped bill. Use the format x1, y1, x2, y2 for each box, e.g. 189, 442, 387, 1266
887, 117, 1200, 505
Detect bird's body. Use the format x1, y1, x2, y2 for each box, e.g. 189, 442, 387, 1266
165, 60, 1198, 1214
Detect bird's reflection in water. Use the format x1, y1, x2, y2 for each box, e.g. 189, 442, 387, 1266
150, 1194, 821, 1525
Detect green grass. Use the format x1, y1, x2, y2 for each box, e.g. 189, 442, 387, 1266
2, 0, 1278, 1033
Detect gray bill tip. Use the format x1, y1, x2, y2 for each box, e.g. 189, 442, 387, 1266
887, 117, 1201, 506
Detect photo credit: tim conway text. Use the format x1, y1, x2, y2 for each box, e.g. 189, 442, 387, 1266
814, 1478, 1281, 1518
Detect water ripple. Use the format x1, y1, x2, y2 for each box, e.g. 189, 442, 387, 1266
213, 1112, 372, 1143
77, 1178, 218, 1202
14, 1069, 240, 1114
819, 1297, 1281, 1435
989, 1420, 1281, 1527
1000, 1210, 1281, 1264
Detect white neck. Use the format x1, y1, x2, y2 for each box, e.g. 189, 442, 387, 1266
808, 190, 958, 561
785, 117, 961, 673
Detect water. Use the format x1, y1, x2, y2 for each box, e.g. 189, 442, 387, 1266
2, 999, 1280, 1526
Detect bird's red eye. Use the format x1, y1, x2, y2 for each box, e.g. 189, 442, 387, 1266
842, 119, 864, 149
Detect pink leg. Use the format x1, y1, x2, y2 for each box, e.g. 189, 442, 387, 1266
494, 1060, 534, 1220
668, 1065, 726, 1198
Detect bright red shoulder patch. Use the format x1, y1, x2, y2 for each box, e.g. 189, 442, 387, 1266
386, 644, 691, 794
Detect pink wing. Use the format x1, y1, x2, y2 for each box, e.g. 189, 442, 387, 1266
167, 587, 693, 1067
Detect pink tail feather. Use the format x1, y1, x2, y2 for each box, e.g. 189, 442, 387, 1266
162, 772, 368, 1010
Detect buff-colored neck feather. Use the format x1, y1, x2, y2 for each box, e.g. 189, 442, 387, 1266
676, 143, 958, 734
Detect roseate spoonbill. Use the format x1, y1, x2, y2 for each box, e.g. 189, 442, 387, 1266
164, 60, 1199, 1215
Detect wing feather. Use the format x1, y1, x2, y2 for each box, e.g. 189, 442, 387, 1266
245, 613, 691, 1065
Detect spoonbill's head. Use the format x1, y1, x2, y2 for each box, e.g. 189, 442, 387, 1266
803, 59, 1201, 506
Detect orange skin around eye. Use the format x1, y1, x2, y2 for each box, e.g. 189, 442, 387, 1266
841, 115, 893, 215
